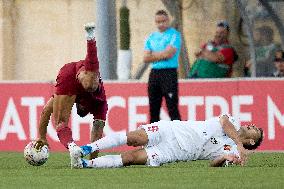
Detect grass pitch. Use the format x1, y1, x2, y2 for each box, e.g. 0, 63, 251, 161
0, 152, 283, 189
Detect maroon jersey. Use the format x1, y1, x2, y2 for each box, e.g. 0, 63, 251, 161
54, 40, 108, 120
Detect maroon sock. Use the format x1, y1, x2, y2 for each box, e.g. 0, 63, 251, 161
56, 123, 73, 149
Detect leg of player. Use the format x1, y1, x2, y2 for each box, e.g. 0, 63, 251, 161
53, 94, 76, 148
80, 148, 148, 168
76, 129, 149, 157
85, 22, 96, 41
84, 22, 98, 67
122, 148, 148, 166
89, 119, 105, 159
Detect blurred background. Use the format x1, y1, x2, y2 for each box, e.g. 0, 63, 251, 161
0, 2, 283, 188
1, 0, 283, 81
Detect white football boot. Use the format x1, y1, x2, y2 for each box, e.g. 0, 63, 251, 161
84, 22, 96, 40
69, 142, 83, 169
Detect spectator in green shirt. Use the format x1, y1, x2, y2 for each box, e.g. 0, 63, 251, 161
188, 21, 238, 78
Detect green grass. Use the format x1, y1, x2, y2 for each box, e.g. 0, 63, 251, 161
0, 152, 283, 189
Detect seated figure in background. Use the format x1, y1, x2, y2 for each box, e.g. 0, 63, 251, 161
188, 21, 238, 78
272, 50, 284, 77
245, 26, 281, 77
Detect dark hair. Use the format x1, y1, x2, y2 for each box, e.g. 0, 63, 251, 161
217, 20, 230, 31
155, 10, 168, 17
243, 128, 264, 150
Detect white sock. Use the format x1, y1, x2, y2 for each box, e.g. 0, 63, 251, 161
85, 155, 123, 168
87, 132, 127, 153
67, 142, 77, 151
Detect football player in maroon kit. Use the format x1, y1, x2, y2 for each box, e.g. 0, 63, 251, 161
35, 23, 107, 160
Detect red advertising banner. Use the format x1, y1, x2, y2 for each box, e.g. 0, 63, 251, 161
0, 79, 283, 152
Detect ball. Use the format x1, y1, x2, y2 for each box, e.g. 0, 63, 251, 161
24, 141, 49, 166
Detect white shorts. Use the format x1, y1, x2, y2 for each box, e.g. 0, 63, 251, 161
139, 121, 194, 167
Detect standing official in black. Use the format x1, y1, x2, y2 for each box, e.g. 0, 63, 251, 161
143, 10, 181, 123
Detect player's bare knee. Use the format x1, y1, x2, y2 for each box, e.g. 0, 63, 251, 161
121, 152, 135, 166
126, 134, 137, 146
126, 131, 147, 147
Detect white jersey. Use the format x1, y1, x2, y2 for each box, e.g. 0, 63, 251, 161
170, 114, 240, 159
198, 136, 240, 160
140, 114, 241, 166
197, 115, 241, 160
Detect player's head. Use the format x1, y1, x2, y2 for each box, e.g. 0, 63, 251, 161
155, 10, 170, 32
77, 70, 100, 92
238, 124, 264, 150
214, 21, 230, 44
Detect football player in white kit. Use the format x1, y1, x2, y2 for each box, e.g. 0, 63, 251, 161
69, 114, 263, 168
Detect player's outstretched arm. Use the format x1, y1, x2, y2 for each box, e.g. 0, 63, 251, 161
210, 155, 227, 167
91, 119, 105, 142
210, 154, 240, 167
89, 119, 105, 159
35, 97, 54, 150
219, 115, 248, 166
219, 115, 242, 144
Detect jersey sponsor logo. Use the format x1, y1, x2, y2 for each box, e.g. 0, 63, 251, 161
148, 126, 159, 132
151, 153, 158, 160
224, 145, 231, 151
210, 137, 218, 144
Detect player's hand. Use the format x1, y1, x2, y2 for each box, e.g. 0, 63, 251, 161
224, 154, 241, 165
34, 138, 49, 150
237, 144, 248, 166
